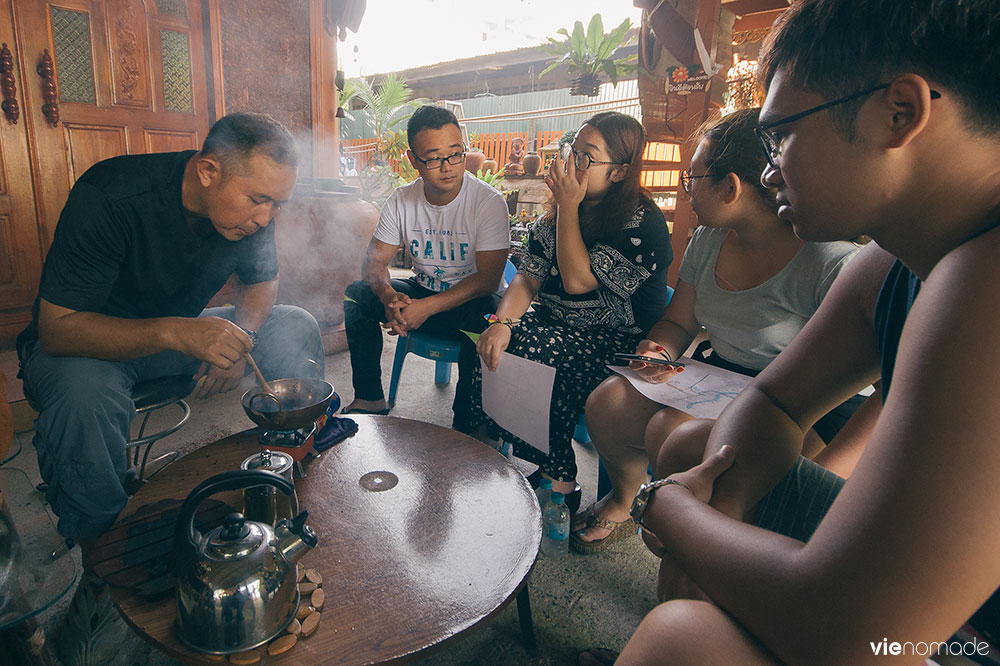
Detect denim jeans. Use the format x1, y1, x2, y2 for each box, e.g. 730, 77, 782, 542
343, 278, 497, 431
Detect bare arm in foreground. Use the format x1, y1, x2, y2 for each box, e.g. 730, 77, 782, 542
632, 239, 1000, 665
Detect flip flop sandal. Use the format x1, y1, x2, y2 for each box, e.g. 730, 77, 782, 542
570, 514, 637, 554
341, 406, 391, 416
578, 647, 619, 665
571, 502, 600, 534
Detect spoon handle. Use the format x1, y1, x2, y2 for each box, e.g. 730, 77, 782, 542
245, 353, 273, 393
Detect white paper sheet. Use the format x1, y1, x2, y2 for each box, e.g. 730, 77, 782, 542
609, 356, 753, 419
481, 352, 556, 454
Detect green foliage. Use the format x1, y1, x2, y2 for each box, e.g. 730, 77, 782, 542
509, 214, 531, 246
377, 129, 418, 183
474, 168, 506, 191
358, 165, 408, 208
340, 74, 425, 196
340, 73, 424, 140
538, 14, 637, 87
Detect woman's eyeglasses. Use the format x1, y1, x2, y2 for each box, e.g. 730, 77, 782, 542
680, 168, 712, 194
570, 147, 623, 172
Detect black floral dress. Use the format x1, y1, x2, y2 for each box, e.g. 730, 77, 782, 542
468, 201, 672, 481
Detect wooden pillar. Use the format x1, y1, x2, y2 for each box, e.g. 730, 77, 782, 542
310, 0, 340, 178
636, 0, 724, 286
668, 0, 722, 286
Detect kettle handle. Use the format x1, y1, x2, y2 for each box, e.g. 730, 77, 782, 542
176, 470, 295, 549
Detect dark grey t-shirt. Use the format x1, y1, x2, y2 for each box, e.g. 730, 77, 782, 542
16, 150, 277, 356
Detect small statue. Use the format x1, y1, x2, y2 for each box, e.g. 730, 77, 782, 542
504, 136, 526, 176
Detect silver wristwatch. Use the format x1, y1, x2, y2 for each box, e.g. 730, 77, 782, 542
245, 329, 259, 349
630, 478, 684, 530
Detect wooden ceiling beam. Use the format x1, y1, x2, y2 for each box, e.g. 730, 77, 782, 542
722, 0, 789, 17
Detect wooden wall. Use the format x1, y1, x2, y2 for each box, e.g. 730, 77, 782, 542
215, 0, 316, 173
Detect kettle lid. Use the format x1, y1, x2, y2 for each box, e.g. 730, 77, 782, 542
204, 513, 266, 560
241, 449, 293, 475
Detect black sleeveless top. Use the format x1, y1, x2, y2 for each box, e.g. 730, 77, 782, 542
874, 259, 998, 642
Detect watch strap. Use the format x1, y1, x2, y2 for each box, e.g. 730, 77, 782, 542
632, 478, 685, 530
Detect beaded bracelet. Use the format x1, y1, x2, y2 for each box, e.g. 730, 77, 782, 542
484, 314, 521, 328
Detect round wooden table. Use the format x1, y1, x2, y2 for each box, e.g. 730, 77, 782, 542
109, 415, 541, 665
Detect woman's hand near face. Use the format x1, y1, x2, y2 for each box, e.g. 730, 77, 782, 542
477, 323, 512, 372
545, 152, 588, 212
630, 339, 685, 384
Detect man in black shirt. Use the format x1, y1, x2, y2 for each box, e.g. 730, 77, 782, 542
17, 113, 324, 547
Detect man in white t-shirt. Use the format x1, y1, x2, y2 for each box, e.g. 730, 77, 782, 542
343, 105, 510, 431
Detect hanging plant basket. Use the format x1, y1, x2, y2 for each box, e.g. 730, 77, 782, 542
570, 74, 602, 97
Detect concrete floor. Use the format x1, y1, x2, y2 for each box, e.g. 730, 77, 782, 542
3, 336, 661, 666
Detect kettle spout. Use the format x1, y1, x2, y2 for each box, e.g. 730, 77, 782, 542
275, 510, 318, 564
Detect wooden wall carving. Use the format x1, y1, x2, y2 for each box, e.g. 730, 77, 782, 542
109, 0, 151, 107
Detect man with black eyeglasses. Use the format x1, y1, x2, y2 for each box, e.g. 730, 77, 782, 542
343, 105, 509, 430
592, 0, 1000, 664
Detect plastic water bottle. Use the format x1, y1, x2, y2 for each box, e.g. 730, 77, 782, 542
535, 477, 553, 511
541, 492, 570, 558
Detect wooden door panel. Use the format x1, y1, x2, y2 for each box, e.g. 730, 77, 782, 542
0, 8, 43, 321
0, 214, 17, 287
143, 127, 198, 152
0, 124, 44, 317
63, 123, 128, 183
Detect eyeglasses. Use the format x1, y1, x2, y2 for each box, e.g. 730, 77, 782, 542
571, 147, 623, 171
680, 168, 712, 194
755, 83, 942, 167
412, 150, 466, 170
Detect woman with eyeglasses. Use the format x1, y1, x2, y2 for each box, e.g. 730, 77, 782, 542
469, 111, 673, 510
574, 108, 870, 552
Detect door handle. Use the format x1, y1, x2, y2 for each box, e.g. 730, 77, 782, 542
0, 43, 18, 124
36, 49, 58, 127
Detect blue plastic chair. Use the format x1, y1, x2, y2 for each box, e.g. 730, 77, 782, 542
387, 332, 463, 408
503, 258, 517, 287
387, 260, 517, 409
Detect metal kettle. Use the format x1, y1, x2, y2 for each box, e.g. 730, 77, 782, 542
173, 470, 318, 655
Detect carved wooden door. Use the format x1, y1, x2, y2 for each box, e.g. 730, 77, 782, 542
13, 0, 212, 253
0, 27, 44, 333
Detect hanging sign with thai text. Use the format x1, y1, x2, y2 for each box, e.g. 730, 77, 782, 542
665, 64, 712, 95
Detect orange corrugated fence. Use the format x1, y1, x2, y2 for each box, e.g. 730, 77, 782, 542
341, 131, 571, 175
469, 131, 564, 171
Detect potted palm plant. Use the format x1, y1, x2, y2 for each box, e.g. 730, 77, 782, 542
538, 14, 637, 97
339, 73, 425, 201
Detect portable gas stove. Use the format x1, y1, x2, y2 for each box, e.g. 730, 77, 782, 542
256, 423, 317, 474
